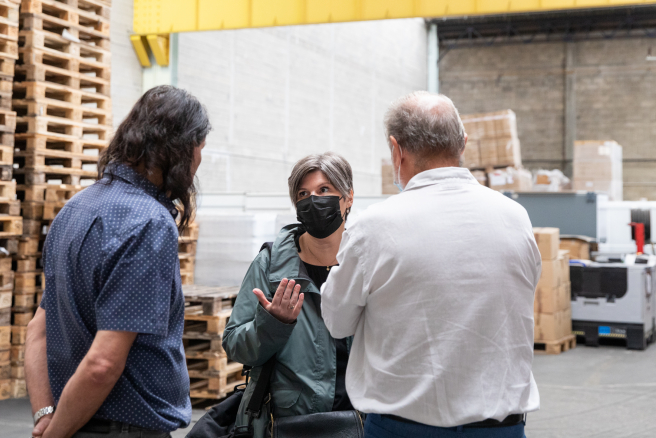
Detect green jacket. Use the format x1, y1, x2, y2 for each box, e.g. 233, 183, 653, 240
223, 224, 351, 438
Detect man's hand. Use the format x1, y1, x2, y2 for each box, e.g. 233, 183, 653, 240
32, 414, 53, 437
253, 278, 304, 324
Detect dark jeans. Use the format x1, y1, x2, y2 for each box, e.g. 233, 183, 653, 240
364, 413, 526, 438
71, 421, 171, 438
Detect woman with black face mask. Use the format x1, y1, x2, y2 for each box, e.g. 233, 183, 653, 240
222, 152, 358, 438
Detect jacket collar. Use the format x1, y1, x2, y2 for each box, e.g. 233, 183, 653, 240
104, 162, 179, 219
404, 167, 479, 192
268, 223, 320, 294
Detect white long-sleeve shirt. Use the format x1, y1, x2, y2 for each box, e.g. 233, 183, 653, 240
321, 167, 541, 427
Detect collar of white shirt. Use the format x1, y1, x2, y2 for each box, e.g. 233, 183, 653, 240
404, 166, 478, 192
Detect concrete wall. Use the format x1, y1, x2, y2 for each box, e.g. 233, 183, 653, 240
177, 19, 428, 199
440, 37, 656, 201
110, 0, 143, 128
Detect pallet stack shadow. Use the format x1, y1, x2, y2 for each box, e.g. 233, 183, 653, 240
533, 227, 576, 354
0, 0, 24, 401
179, 222, 198, 285
183, 285, 245, 404
6, 0, 112, 399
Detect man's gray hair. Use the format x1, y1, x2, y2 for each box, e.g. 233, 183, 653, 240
384, 91, 466, 161
288, 152, 353, 203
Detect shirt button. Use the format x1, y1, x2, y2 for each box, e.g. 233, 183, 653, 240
170, 208, 178, 218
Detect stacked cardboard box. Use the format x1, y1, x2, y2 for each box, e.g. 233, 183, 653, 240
572, 140, 622, 201
179, 222, 198, 285
533, 227, 575, 353
461, 109, 522, 169
560, 236, 592, 260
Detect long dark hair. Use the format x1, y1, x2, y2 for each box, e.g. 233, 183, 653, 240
98, 85, 211, 231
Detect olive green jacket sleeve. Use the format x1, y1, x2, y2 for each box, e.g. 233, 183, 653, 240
222, 250, 296, 367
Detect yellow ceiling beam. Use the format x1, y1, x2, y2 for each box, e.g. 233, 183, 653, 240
133, 0, 656, 35
130, 35, 151, 67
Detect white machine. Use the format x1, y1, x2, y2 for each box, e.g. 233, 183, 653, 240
570, 254, 656, 350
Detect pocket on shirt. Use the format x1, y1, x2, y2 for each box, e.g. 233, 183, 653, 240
270, 382, 302, 408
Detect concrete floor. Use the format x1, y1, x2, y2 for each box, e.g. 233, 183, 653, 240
2, 343, 656, 437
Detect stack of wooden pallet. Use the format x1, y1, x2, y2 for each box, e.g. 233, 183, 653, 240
183, 285, 244, 405
0, 0, 21, 401
179, 222, 198, 285
4, 0, 112, 399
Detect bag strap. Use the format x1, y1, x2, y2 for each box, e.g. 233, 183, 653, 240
244, 241, 276, 419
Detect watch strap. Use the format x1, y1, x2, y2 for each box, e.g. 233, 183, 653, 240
34, 406, 55, 425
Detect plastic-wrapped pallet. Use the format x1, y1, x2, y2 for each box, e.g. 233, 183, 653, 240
533, 169, 571, 192
572, 141, 623, 201
487, 167, 532, 192
461, 110, 522, 169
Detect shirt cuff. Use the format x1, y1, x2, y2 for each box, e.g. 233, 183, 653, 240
254, 304, 296, 339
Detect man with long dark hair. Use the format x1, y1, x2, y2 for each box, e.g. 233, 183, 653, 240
24, 85, 211, 438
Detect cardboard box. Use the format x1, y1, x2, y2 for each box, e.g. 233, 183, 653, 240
535, 282, 571, 314
560, 237, 591, 260
461, 110, 522, 169
534, 308, 572, 342
488, 167, 532, 192
537, 257, 563, 290
534, 228, 560, 260
559, 250, 570, 283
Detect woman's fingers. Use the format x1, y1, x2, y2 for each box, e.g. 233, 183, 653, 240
283, 280, 295, 302
290, 283, 301, 307
291, 293, 305, 319
271, 279, 288, 307
252, 288, 271, 309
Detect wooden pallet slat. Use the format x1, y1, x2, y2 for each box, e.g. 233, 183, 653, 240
534, 334, 577, 355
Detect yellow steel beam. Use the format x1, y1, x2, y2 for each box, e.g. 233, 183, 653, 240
130, 35, 151, 67
146, 34, 170, 66
134, 0, 656, 35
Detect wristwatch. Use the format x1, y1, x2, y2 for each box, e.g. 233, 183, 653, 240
34, 406, 55, 425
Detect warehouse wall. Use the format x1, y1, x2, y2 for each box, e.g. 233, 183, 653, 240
440, 37, 656, 201
110, 0, 143, 129
177, 19, 428, 198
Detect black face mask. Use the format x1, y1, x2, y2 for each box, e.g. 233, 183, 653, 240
296, 195, 344, 239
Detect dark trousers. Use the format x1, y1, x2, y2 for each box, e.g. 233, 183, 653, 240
71, 421, 171, 438
364, 413, 526, 438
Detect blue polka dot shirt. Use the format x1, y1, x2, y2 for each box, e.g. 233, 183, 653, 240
40, 163, 191, 431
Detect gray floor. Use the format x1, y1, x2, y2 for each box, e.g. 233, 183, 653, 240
2, 343, 656, 437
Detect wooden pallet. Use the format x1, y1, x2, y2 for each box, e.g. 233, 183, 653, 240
0, 361, 9, 380
16, 115, 111, 140
17, 182, 83, 202
184, 309, 233, 337
10, 325, 26, 345
22, 199, 66, 219
16, 133, 106, 158
21, 0, 110, 36
14, 167, 97, 185
0, 199, 20, 215
0, 270, 11, 291
20, 28, 110, 65
0, 324, 9, 344
13, 98, 111, 126
0, 290, 9, 308
16, 50, 109, 95
10, 311, 32, 326
21, 219, 48, 238
13, 81, 112, 112
534, 334, 577, 355
0, 108, 15, 132
16, 236, 42, 256
179, 240, 197, 255
189, 361, 245, 400
183, 285, 239, 316
0, 307, 9, 325
15, 148, 99, 170
0, 216, 22, 237
14, 270, 41, 294
19, 44, 111, 80
13, 255, 42, 273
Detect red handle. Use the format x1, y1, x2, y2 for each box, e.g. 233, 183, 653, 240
629, 222, 645, 255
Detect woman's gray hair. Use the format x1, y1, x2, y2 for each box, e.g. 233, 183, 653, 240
288, 152, 353, 203
384, 91, 466, 161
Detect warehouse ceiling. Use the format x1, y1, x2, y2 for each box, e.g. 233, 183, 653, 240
432, 5, 656, 48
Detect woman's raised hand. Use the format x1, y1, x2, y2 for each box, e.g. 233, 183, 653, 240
253, 278, 305, 324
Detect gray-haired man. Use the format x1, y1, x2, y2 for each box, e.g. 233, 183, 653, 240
321, 91, 540, 438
